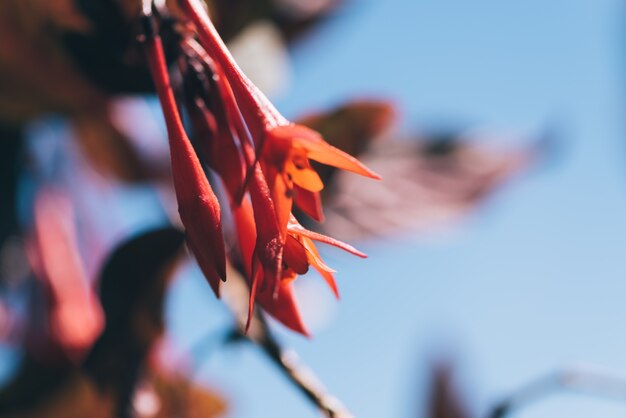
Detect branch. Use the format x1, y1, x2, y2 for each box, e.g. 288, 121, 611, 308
181, 273, 355, 418
245, 313, 354, 418
487, 364, 626, 418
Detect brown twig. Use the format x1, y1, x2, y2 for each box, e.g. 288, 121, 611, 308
246, 313, 354, 418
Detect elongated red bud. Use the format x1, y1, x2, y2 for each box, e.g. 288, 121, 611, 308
144, 29, 226, 296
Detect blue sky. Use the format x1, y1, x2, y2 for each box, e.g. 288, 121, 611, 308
166, 1, 626, 417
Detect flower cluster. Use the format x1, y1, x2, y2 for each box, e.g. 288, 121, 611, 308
143, 0, 379, 335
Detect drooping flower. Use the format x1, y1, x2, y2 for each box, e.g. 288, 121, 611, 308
144, 26, 226, 296
176, 0, 379, 270
142, 6, 380, 335
184, 34, 373, 323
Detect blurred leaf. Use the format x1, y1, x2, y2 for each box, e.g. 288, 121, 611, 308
0, 227, 186, 417
71, 109, 168, 183
271, 0, 342, 42
316, 134, 541, 241
60, 0, 170, 94
0, 1, 107, 124
84, 227, 185, 391
0, 126, 23, 256
0, 368, 115, 418
297, 99, 396, 187
0, 0, 182, 124
0, 357, 227, 418
138, 368, 226, 418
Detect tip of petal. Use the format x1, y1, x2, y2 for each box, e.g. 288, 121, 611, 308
245, 266, 263, 334
256, 281, 310, 337
217, 259, 227, 282
369, 171, 383, 181
288, 223, 367, 258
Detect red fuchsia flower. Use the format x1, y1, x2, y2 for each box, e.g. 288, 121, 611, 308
144, 26, 226, 297
178, 23, 379, 286
193, 43, 373, 310
27, 189, 104, 363
142, 5, 379, 335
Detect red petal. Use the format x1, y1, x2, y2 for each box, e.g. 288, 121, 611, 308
186, 101, 245, 200
232, 199, 256, 276
247, 164, 284, 284
293, 186, 324, 222
256, 280, 310, 336
283, 235, 309, 275
185, 236, 222, 297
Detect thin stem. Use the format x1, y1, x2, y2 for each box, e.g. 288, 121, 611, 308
487, 365, 626, 418
185, 312, 354, 417
250, 314, 354, 418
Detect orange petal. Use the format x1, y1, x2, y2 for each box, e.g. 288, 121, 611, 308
300, 237, 336, 274
301, 237, 339, 298
271, 169, 293, 239
286, 158, 324, 192
271, 124, 381, 179
288, 219, 367, 258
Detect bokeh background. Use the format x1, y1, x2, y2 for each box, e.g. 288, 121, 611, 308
4, 1, 626, 417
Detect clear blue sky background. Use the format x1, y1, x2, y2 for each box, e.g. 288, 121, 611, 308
167, 0, 626, 417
